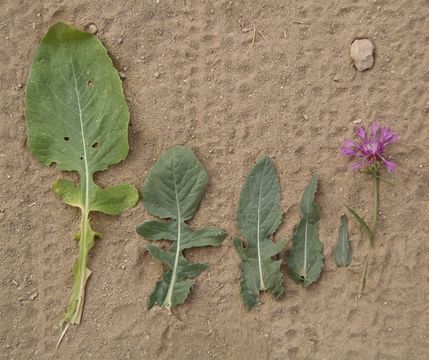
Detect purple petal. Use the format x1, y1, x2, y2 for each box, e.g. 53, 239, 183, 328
356, 127, 366, 140
351, 160, 366, 171
341, 139, 357, 156
370, 123, 379, 137
383, 159, 397, 172
380, 127, 398, 145
342, 147, 356, 156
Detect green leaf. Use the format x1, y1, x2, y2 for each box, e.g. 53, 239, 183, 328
287, 175, 324, 287
90, 184, 138, 215
345, 205, 372, 242
24, 22, 138, 330
137, 146, 227, 309
234, 155, 287, 309
334, 215, 352, 267
136, 220, 177, 241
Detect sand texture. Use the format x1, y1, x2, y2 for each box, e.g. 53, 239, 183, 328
1, 0, 428, 359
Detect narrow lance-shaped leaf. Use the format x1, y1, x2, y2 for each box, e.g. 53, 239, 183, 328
345, 205, 373, 244
287, 176, 324, 287
234, 156, 287, 309
334, 215, 352, 267
24, 23, 138, 333
136, 146, 227, 309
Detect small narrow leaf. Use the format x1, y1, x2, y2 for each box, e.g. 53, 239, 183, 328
345, 205, 372, 241
235, 156, 287, 309
25, 22, 138, 333
334, 215, 352, 267
137, 146, 227, 309
287, 175, 324, 287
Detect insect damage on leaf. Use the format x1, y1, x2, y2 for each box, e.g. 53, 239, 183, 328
234, 156, 287, 309
24, 22, 138, 336
334, 214, 352, 267
137, 146, 227, 309
287, 176, 324, 287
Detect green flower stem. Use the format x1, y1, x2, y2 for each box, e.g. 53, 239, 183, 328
371, 171, 380, 246
359, 170, 380, 297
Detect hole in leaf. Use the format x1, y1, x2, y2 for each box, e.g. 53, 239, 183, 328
64, 136, 70, 141
86, 80, 93, 87
92, 142, 99, 149
80, 156, 83, 160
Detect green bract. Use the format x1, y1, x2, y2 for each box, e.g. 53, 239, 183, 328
287, 176, 324, 286
234, 156, 287, 309
334, 215, 352, 267
25, 23, 138, 330
137, 146, 227, 308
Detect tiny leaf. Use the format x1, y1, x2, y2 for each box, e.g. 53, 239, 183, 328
334, 215, 352, 267
137, 146, 227, 308
287, 175, 324, 287
345, 205, 372, 242
235, 155, 287, 309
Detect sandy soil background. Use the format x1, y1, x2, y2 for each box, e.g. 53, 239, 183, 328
1, 0, 428, 359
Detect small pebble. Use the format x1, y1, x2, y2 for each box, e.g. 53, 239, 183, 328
154, 72, 160, 78
350, 39, 375, 71
119, 72, 126, 80
303, 114, 309, 121
418, 164, 423, 168
352, 119, 362, 124
88, 23, 98, 35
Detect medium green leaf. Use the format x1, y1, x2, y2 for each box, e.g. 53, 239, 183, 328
24, 22, 138, 330
179, 226, 227, 250
235, 156, 287, 309
287, 175, 324, 287
137, 146, 227, 308
334, 215, 352, 267
91, 184, 139, 215
136, 220, 177, 241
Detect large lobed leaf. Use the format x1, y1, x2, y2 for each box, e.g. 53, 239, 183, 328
287, 176, 324, 287
24, 22, 138, 327
234, 156, 287, 309
334, 214, 352, 267
137, 146, 227, 309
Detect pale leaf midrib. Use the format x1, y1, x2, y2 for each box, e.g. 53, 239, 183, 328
164, 158, 181, 307
256, 160, 267, 290
69, 51, 91, 319
302, 186, 312, 279
341, 219, 347, 264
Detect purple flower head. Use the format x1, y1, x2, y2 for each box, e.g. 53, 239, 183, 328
341, 123, 398, 172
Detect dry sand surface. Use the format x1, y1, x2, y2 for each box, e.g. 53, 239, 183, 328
1, 0, 429, 359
